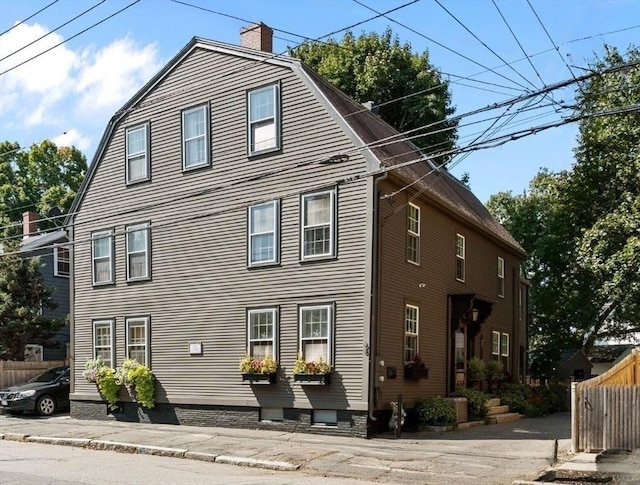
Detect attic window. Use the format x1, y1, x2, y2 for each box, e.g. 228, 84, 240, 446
126, 123, 150, 183
248, 83, 280, 155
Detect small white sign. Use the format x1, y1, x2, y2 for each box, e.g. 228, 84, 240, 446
189, 342, 202, 355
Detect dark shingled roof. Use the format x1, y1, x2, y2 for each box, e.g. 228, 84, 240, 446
302, 66, 525, 255
589, 344, 634, 363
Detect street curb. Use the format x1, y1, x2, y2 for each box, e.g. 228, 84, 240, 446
26, 437, 91, 447
1, 434, 299, 472
215, 454, 300, 471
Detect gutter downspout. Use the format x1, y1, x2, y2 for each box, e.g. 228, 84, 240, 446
368, 172, 388, 425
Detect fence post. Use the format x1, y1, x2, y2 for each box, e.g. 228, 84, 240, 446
571, 381, 579, 453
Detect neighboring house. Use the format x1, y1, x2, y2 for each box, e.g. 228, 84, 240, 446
20, 211, 70, 361
589, 344, 635, 376
67, 24, 527, 437
557, 349, 592, 381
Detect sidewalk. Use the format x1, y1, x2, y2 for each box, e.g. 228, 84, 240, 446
1, 412, 572, 484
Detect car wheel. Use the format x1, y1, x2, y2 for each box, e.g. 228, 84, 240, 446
36, 395, 56, 416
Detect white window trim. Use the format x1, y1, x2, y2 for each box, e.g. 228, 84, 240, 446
53, 243, 70, 278
404, 304, 419, 363
248, 201, 279, 266
492, 330, 501, 356
501, 332, 510, 357
93, 319, 115, 368
91, 229, 114, 286
125, 222, 151, 282
125, 316, 150, 367
125, 123, 150, 184
456, 233, 465, 282
182, 104, 210, 170
299, 304, 333, 365
300, 188, 336, 261
247, 83, 280, 156
498, 256, 505, 298
247, 308, 278, 358
407, 203, 420, 265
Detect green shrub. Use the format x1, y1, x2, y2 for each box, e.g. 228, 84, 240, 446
96, 367, 121, 410
452, 388, 489, 420
117, 359, 155, 409
486, 359, 504, 381
416, 396, 457, 427
467, 357, 486, 381
498, 383, 547, 417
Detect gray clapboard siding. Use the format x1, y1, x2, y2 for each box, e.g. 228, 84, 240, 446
73, 45, 371, 409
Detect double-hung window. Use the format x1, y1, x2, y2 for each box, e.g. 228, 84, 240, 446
492, 331, 501, 357
182, 104, 209, 170
126, 123, 149, 183
93, 319, 115, 368
301, 188, 336, 260
92, 229, 114, 285
407, 203, 420, 265
299, 304, 333, 364
248, 83, 280, 155
497, 257, 505, 297
54, 244, 70, 277
126, 316, 150, 366
501, 333, 510, 357
248, 308, 277, 358
126, 223, 150, 281
405, 305, 419, 362
248, 201, 279, 266
456, 234, 465, 282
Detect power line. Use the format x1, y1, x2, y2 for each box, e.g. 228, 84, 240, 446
431, 0, 537, 90
0, 0, 106, 63
0, 0, 60, 37
491, 0, 546, 88
0, 0, 141, 77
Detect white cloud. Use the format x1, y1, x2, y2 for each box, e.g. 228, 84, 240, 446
52, 129, 91, 152
76, 36, 162, 112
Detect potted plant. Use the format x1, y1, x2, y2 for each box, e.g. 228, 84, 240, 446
292, 353, 332, 385
239, 355, 278, 384
83, 358, 121, 410
117, 359, 155, 408
486, 359, 504, 393
403, 354, 429, 380
416, 396, 457, 432
467, 357, 486, 390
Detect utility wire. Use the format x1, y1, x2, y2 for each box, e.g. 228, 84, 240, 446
492, 0, 546, 88
0, 0, 106, 62
0, 0, 141, 77
0, 0, 60, 37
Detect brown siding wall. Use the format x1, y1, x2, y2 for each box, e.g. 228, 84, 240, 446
72, 46, 371, 411
375, 175, 522, 409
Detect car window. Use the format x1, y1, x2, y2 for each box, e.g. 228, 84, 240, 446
28, 368, 68, 383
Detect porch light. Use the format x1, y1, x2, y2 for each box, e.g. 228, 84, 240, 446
471, 307, 479, 322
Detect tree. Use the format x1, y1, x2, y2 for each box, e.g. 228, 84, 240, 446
0, 221, 65, 360
289, 29, 457, 160
0, 140, 87, 229
487, 46, 640, 377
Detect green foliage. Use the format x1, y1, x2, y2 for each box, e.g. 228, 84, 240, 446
96, 366, 121, 410
0, 140, 87, 229
486, 360, 505, 381
487, 46, 640, 377
467, 357, 487, 381
498, 383, 569, 418
452, 388, 489, 420
118, 359, 155, 409
293, 353, 332, 375
0, 230, 65, 360
416, 396, 457, 427
238, 355, 278, 374
82, 358, 105, 383
289, 29, 458, 160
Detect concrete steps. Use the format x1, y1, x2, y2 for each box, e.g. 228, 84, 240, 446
485, 397, 521, 425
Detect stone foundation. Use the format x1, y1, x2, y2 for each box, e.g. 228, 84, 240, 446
71, 400, 370, 438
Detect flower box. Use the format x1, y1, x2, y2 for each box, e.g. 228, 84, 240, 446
241, 373, 276, 385
293, 373, 331, 386
404, 366, 429, 380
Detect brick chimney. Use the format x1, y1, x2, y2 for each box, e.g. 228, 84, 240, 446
240, 22, 273, 53
22, 210, 39, 239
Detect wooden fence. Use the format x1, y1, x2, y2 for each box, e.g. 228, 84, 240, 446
0, 360, 69, 389
571, 348, 640, 452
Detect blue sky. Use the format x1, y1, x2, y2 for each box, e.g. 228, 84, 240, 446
0, 0, 638, 202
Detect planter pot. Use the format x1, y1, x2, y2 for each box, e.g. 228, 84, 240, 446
241, 373, 276, 385
293, 373, 331, 385
404, 366, 429, 380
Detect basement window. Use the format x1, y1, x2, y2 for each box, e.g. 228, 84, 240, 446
313, 409, 337, 426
